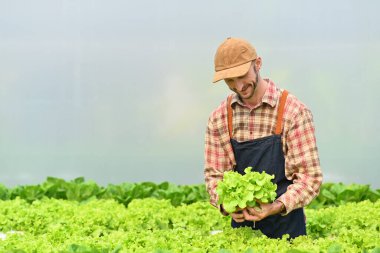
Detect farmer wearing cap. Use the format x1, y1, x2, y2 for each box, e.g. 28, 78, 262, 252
204, 37, 323, 238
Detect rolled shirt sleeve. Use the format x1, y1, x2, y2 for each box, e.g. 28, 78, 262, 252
277, 108, 323, 215
204, 115, 234, 209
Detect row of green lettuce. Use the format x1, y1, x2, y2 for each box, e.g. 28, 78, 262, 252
0, 177, 208, 207
0, 197, 379, 252
0, 177, 379, 208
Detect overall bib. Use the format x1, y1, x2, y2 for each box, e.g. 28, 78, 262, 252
227, 90, 306, 239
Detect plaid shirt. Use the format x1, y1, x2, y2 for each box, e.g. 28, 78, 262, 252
204, 79, 322, 215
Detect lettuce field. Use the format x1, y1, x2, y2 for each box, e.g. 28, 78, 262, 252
0, 177, 379, 253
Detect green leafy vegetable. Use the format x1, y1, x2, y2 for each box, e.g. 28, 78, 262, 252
216, 167, 277, 213
0, 197, 379, 252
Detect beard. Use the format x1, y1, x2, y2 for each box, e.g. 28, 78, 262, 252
236, 70, 259, 100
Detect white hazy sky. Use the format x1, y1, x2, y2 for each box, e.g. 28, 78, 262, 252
0, 0, 379, 188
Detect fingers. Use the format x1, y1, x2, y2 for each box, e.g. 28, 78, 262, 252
231, 206, 268, 223
230, 211, 245, 223
243, 209, 258, 221
243, 207, 266, 221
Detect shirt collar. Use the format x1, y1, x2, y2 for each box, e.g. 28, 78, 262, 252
230, 78, 278, 108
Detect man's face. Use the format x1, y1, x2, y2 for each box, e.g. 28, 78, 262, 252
224, 63, 258, 100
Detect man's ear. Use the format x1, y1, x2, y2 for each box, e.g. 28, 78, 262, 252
254, 57, 262, 71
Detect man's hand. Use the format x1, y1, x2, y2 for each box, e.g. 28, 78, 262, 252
242, 200, 285, 222
229, 207, 245, 223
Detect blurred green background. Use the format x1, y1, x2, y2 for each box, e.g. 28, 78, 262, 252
0, 1, 379, 187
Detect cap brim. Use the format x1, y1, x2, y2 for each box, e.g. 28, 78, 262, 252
212, 61, 252, 83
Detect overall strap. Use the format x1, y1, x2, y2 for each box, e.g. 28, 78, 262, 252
274, 90, 289, 135
227, 94, 233, 139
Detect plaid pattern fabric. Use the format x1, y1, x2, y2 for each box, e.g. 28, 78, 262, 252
204, 79, 322, 215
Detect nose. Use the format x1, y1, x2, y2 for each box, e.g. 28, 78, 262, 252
235, 80, 245, 91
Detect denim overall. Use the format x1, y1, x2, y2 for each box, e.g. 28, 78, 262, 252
228, 90, 306, 239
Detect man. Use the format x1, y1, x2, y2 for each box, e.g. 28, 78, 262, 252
204, 37, 323, 239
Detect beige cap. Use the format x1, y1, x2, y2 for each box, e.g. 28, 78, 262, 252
213, 37, 257, 83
